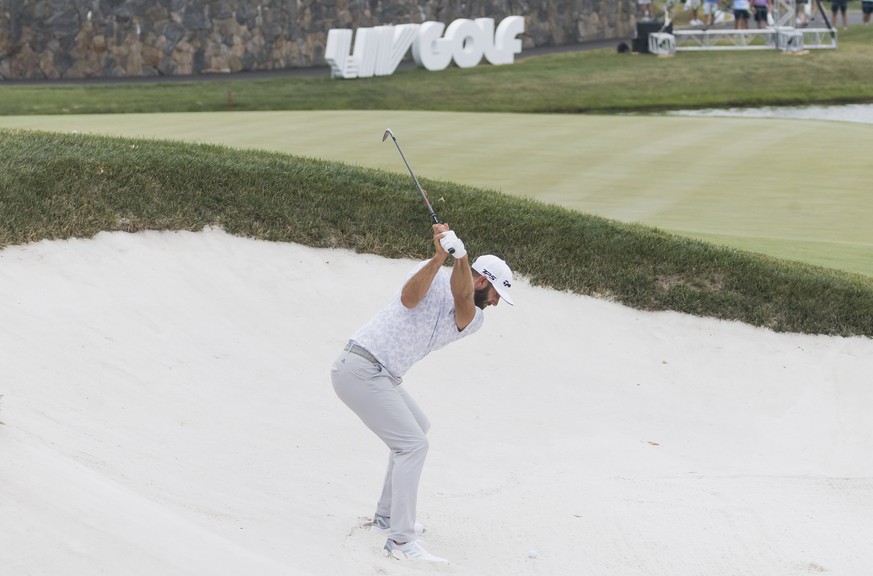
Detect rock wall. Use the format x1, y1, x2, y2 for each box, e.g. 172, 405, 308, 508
0, 0, 636, 80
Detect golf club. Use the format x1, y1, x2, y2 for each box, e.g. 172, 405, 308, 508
382, 128, 442, 226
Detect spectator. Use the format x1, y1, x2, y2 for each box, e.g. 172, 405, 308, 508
734, 0, 752, 29
809, 0, 824, 23
686, 0, 704, 26
703, 0, 720, 28
864, 0, 873, 24
796, 0, 809, 26
639, 0, 654, 20
831, 0, 848, 28
752, 0, 772, 28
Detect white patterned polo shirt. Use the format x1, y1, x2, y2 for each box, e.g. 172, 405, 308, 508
351, 260, 484, 377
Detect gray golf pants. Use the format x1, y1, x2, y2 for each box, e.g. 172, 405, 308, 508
331, 349, 430, 543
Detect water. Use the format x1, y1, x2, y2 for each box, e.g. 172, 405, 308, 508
668, 103, 873, 124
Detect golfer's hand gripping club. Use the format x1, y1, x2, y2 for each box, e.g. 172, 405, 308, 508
382, 128, 456, 254
439, 230, 466, 259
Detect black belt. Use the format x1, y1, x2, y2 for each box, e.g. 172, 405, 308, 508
344, 341, 381, 366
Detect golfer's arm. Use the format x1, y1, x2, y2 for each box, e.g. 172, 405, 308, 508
401, 255, 446, 309
451, 256, 476, 331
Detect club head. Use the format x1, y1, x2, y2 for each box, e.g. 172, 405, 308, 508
382, 129, 394, 142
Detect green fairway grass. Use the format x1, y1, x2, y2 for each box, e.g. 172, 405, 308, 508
1, 110, 870, 277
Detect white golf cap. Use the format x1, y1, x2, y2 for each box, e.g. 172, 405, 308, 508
472, 255, 514, 306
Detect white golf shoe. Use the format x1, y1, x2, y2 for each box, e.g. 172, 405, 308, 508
383, 539, 448, 563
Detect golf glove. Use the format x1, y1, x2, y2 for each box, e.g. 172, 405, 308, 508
439, 230, 467, 258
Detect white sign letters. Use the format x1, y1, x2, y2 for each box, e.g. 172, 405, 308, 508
325, 16, 525, 79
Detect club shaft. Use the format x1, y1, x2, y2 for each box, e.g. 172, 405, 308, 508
385, 132, 440, 225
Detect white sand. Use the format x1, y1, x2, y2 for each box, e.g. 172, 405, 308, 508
2, 228, 872, 575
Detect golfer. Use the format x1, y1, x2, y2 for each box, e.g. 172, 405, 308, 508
331, 223, 513, 563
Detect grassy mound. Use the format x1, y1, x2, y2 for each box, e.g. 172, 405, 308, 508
3, 129, 872, 336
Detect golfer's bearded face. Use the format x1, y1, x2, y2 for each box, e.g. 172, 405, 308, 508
474, 284, 495, 309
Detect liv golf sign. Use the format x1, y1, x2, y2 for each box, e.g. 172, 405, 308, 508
325, 16, 525, 79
